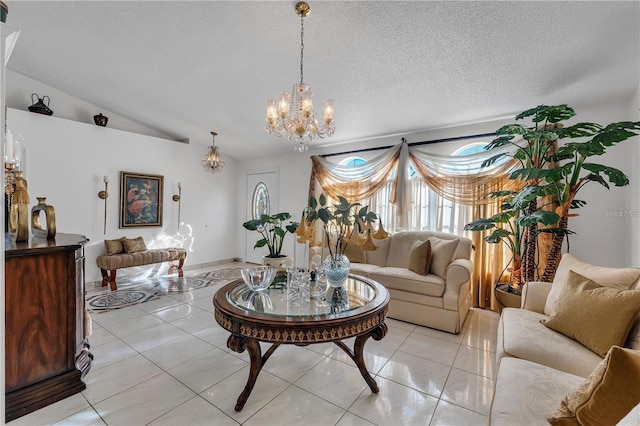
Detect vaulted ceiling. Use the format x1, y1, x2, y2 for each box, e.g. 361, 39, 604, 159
5, 1, 639, 160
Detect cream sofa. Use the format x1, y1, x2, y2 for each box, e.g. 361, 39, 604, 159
313, 231, 473, 333
490, 253, 640, 425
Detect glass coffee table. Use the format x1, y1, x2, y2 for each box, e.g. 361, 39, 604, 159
213, 274, 390, 411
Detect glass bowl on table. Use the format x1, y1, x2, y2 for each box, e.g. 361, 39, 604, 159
241, 265, 277, 292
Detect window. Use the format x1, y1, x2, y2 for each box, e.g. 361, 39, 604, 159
452, 142, 488, 156
340, 157, 366, 167
338, 142, 490, 235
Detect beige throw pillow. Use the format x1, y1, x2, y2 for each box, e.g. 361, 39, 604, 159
544, 253, 640, 316
428, 237, 458, 278
122, 236, 148, 254
542, 270, 640, 357
408, 240, 431, 276
104, 238, 125, 256
548, 346, 640, 426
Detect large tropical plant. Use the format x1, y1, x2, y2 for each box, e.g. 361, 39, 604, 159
468, 104, 640, 285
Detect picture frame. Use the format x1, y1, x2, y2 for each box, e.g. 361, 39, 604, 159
119, 171, 163, 228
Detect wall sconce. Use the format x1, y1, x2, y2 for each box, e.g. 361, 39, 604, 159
172, 182, 181, 230
97, 175, 109, 235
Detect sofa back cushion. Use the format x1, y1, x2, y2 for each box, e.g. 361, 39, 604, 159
545, 253, 640, 316
386, 232, 426, 268
366, 237, 391, 266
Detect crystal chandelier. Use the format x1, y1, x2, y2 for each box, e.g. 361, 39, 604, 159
202, 131, 225, 173
265, 1, 335, 152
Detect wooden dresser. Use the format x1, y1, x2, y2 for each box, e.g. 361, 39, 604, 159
5, 233, 92, 422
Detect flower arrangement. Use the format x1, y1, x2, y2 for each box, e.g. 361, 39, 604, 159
242, 212, 299, 258
297, 194, 388, 256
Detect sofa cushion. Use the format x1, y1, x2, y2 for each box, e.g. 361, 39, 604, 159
349, 262, 382, 276
366, 236, 391, 266
428, 236, 458, 278
548, 346, 640, 426
369, 267, 445, 297
386, 232, 422, 268
498, 307, 603, 378
104, 238, 125, 256
490, 357, 584, 426
122, 236, 148, 253
542, 271, 640, 357
545, 253, 640, 316
408, 240, 431, 275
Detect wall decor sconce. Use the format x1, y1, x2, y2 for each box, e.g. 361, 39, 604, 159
172, 182, 181, 230
98, 175, 109, 235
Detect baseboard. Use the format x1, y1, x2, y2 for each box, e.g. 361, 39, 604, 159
183, 258, 242, 271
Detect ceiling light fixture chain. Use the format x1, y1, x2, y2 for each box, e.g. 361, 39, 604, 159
299, 9, 304, 85
202, 131, 225, 173
265, 1, 335, 153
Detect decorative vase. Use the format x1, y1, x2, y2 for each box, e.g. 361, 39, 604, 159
9, 171, 30, 242
323, 254, 350, 287
262, 255, 292, 271
31, 197, 56, 239
93, 113, 108, 127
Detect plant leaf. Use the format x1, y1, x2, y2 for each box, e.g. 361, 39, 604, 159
582, 163, 629, 187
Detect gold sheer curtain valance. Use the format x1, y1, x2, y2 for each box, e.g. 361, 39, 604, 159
408, 144, 523, 205
310, 143, 402, 202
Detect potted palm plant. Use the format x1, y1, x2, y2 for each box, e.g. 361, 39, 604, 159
467, 104, 640, 294
242, 212, 299, 268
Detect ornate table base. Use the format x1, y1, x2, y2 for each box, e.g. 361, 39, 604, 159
227, 322, 387, 411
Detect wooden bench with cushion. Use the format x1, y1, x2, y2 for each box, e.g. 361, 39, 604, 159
96, 237, 187, 291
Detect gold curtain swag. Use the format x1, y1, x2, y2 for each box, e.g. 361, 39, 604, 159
310, 143, 402, 203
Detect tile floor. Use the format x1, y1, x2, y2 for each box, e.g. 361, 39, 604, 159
11, 263, 500, 426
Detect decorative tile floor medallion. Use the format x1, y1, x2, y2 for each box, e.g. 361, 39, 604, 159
87, 289, 157, 311
202, 267, 243, 280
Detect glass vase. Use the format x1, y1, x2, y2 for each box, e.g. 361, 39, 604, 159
323, 254, 350, 288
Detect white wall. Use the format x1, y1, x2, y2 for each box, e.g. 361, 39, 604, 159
7, 108, 240, 284
237, 99, 639, 268
5, 70, 180, 142
628, 85, 640, 267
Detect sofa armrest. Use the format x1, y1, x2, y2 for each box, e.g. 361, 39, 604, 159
520, 281, 552, 313
443, 258, 473, 310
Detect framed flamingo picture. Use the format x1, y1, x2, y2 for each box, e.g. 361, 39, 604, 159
119, 171, 163, 228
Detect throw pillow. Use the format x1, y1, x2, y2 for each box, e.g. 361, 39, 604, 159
408, 240, 431, 275
122, 236, 148, 254
548, 346, 640, 426
544, 253, 640, 316
428, 237, 458, 278
542, 270, 640, 357
104, 238, 125, 256
344, 242, 367, 263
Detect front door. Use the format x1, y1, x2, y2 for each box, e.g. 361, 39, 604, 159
245, 170, 279, 264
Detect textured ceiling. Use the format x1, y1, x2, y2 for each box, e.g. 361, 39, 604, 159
5, 1, 640, 160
